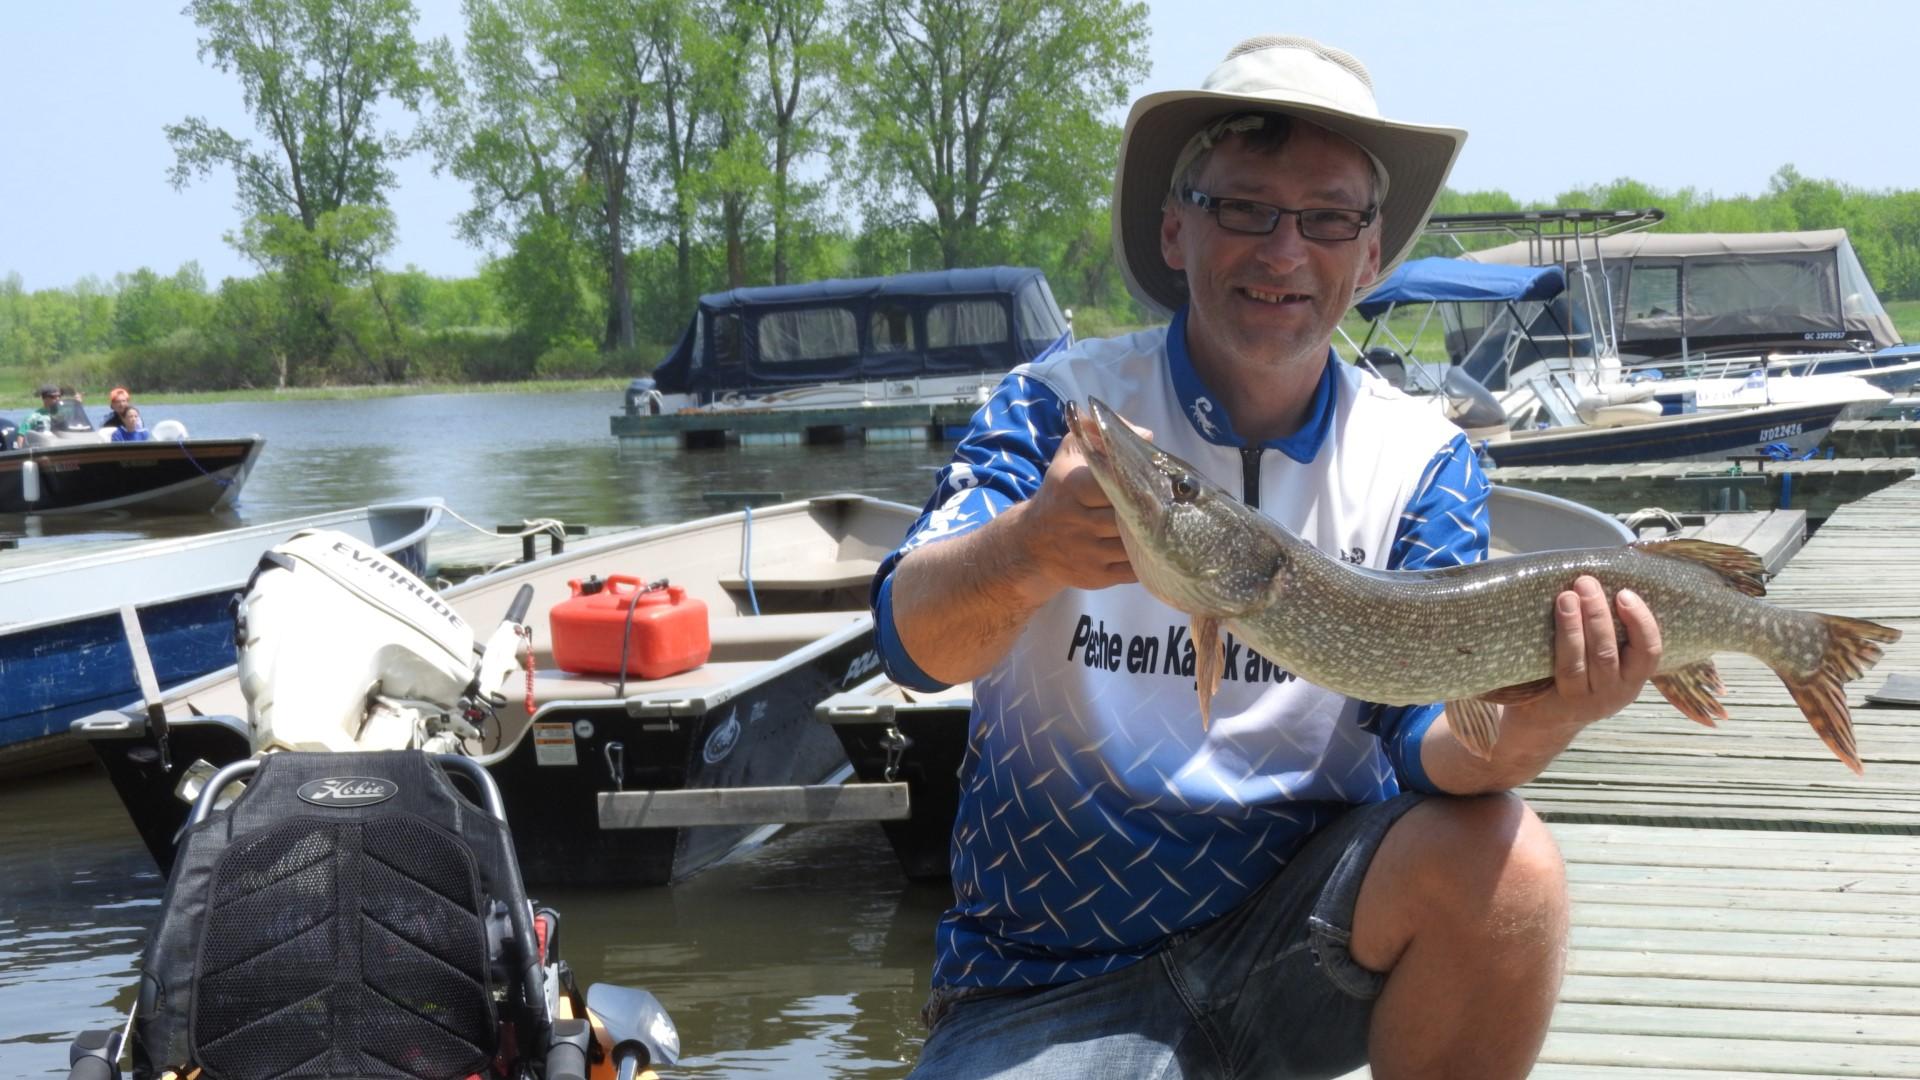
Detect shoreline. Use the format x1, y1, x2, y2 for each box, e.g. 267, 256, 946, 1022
114, 376, 631, 406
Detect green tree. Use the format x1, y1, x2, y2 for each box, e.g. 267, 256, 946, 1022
441, 0, 682, 352
112, 264, 215, 348
167, 0, 453, 379
841, 0, 1149, 268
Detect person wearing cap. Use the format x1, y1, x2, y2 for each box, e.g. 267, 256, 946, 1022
23, 384, 66, 434
870, 35, 1663, 1079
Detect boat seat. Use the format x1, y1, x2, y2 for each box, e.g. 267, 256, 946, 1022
707, 610, 867, 659
523, 612, 867, 703
529, 659, 781, 703
718, 557, 879, 593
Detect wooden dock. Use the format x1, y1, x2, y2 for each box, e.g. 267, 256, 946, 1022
1828, 419, 1920, 458
610, 402, 980, 449
1347, 476, 1920, 1077
1626, 508, 1806, 576
1487, 457, 1920, 521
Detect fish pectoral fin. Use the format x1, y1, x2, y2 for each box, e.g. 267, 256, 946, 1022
1193, 616, 1223, 732
1476, 677, 1557, 705
1651, 661, 1728, 728
1445, 698, 1504, 762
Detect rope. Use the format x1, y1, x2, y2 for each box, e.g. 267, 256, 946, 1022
741, 505, 761, 616
172, 439, 235, 488
435, 505, 571, 577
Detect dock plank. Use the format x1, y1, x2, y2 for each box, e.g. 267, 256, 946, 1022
1340, 482, 1920, 1078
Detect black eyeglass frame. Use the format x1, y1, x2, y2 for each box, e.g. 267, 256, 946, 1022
1180, 188, 1378, 242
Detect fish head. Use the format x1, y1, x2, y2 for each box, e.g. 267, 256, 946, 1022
1070, 397, 1287, 618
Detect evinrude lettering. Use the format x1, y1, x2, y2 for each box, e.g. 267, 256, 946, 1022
332, 540, 461, 627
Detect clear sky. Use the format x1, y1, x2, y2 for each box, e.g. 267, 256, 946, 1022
2, 0, 1914, 291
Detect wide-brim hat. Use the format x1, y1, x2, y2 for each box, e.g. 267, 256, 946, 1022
1114, 35, 1467, 316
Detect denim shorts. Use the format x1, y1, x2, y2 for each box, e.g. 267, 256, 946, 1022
909, 792, 1427, 1080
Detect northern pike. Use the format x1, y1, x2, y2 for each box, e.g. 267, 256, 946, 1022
1067, 396, 1901, 773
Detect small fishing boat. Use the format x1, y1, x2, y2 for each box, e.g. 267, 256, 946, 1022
0, 500, 442, 776
821, 485, 1637, 879
0, 407, 264, 515
74, 494, 917, 887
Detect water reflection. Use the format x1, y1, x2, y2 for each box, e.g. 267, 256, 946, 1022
544, 823, 945, 1077
0, 772, 160, 1073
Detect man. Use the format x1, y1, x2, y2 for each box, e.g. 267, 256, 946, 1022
23, 383, 65, 433
871, 35, 1663, 1079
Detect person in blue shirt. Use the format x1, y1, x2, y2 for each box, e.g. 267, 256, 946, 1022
875, 35, 1666, 1080
110, 405, 151, 441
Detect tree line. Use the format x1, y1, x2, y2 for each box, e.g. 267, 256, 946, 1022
6, 0, 1920, 393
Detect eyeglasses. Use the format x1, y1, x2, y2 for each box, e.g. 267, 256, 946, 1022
1181, 189, 1376, 242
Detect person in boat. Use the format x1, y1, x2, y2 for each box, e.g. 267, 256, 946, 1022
110, 404, 152, 441
22, 383, 65, 433
100, 386, 137, 434
873, 35, 1666, 1079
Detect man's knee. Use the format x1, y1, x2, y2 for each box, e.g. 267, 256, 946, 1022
1353, 794, 1567, 969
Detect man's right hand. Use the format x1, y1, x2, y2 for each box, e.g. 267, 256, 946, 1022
1005, 426, 1139, 605
889, 421, 1147, 685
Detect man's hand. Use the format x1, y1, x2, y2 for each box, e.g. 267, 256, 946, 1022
1425, 575, 1662, 793
890, 418, 1151, 685
1522, 575, 1663, 729
1004, 426, 1139, 605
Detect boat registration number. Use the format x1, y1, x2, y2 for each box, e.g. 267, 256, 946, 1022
1758, 423, 1804, 441
533, 721, 579, 766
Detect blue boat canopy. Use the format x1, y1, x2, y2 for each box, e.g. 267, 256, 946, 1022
1354, 258, 1566, 319
647, 266, 1070, 397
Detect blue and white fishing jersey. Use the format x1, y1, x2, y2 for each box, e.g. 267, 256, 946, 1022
871, 307, 1490, 991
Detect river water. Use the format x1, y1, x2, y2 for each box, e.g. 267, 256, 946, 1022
0, 390, 959, 1077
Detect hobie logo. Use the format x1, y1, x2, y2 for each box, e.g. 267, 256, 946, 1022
297, 776, 399, 807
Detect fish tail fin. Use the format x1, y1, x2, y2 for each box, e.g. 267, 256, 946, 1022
1633, 538, 1768, 596
1773, 613, 1902, 775
1652, 660, 1727, 728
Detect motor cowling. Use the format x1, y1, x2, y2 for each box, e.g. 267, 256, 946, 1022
239, 529, 476, 753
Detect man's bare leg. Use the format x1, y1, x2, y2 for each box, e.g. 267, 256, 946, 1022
1349, 793, 1569, 1079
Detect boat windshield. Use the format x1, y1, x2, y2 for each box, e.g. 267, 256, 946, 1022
54, 400, 96, 433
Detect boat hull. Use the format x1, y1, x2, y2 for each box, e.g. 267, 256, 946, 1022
0, 438, 264, 515
0, 502, 439, 777
1477, 399, 1848, 468
78, 628, 877, 886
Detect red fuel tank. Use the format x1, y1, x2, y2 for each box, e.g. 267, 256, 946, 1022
548, 575, 710, 679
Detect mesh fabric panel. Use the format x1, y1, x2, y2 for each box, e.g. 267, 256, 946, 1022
191, 815, 494, 1080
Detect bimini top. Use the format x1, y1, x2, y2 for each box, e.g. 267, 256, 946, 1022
1354, 258, 1566, 320
1467, 228, 1900, 356
648, 266, 1071, 397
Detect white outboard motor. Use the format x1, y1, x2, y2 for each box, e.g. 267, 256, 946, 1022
238, 530, 525, 754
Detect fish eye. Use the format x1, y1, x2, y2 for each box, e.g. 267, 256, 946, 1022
1171, 473, 1199, 502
